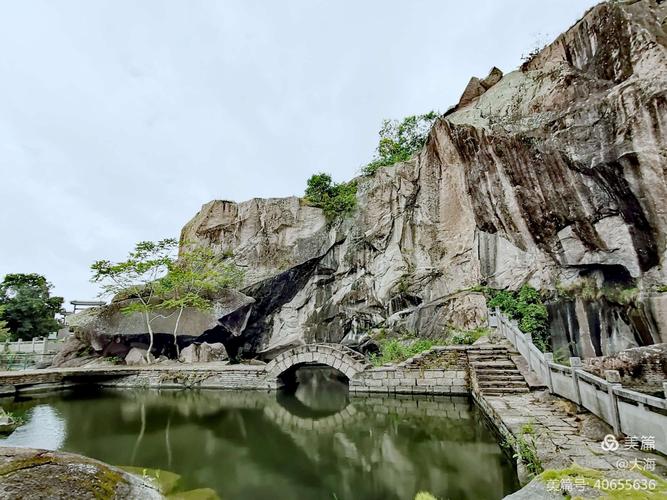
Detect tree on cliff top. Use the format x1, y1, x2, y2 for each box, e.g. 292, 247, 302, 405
91, 239, 242, 362
0, 273, 64, 341
363, 111, 438, 176
304, 173, 357, 220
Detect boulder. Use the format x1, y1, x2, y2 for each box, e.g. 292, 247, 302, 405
51, 335, 98, 368
480, 66, 502, 89
457, 77, 486, 107
125, 347, 153, 365
179, 342, 228, 363
583, 343, 667, 392
0, 447, 161, 499
67, 289, 254, 345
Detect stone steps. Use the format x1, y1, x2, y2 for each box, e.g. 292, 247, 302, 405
471, 361, 517, 369
476, 373, 525, 381
478, 380, 528, 388
468, 346, 529, 396
480, 388, 529, 395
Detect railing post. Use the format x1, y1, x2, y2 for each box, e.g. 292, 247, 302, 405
31, 338, 36, 353
496, 308, 504, 337
605, 370, 623, 435
570, 357, 582, 406
544, 353, 554, 393
525, 333, 533, 372
17, 338, 22, 354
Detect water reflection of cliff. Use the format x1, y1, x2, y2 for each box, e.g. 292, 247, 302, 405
1, 388, 518, 499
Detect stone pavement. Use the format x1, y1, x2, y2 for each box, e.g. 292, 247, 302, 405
479, 390, 667, 498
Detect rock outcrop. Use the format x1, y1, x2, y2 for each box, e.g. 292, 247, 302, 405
179, 342, 228, 363
0, 447, 162, 499
179, 1, 667, 359
65, 289, 254, 361
583, 343, 667, 394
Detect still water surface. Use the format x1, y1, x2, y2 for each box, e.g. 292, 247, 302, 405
0, 384, 518, 499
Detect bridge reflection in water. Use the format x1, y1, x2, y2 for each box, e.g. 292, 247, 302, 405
0, 386, 519, 499
270, 365, 361, 432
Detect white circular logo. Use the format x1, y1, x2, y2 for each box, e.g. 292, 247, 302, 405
601, 434, 619, 451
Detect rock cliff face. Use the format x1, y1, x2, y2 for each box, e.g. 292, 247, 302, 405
181, 0, 667, 359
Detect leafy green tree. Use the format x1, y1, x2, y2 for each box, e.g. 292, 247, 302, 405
91, 239, 177, 361
91, 239, 243, 361
363, 111, 438, 175
0, 274, 64, 340
304, 173, 357, 220
304, 173, 335, 202
0, 310, 11, 343
157, 245, 243, 356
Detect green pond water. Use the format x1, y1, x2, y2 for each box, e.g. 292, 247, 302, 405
0, 382, 519, 499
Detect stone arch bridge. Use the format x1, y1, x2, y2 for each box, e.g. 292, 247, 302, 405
266, 343, 371, 386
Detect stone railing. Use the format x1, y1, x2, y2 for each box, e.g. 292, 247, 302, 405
492, 309, 667, 454
0, 338, 62, 370
3, 337, 61, 355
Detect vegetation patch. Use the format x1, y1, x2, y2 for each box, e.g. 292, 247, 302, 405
539, 464, 667, 499
0, 274, 64, 341
446, 327, 489, 345
556, 278, 639, 306
512, 433, 543, 478
362, 112, 438, 176
477, 285, 550, 351
119, 466, 180, 494
303, 173, 357, 221
369, 337, 435, 366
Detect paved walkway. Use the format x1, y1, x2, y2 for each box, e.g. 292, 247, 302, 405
479, 390, 667, 497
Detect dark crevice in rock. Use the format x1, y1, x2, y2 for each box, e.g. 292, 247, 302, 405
591, 155, 659, 271
235, 255, 329, 357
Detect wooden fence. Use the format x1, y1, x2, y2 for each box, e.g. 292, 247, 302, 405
493, 309, 667, 454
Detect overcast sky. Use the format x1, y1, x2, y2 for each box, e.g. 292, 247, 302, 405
0, 0, 598, 306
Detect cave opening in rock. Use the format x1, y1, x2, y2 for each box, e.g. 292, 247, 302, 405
575, 263, 634, 286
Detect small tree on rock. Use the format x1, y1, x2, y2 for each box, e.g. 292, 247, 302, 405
91, 239, 243, 362
91, 239, 177, 362
157, 245, 243, 357
363, 111, 438, 175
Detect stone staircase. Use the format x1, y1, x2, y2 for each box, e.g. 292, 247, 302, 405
468, 345, 530, 396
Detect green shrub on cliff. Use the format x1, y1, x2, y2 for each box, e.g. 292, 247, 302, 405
486, 285, 550, 351
363, 111, 438, 176
304, 173, 357, 220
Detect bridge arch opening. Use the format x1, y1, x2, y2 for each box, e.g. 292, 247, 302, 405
277, 363, 349, 392
277, 364, 350, 417
266, 344, 372, 417
266, 344, 370, 403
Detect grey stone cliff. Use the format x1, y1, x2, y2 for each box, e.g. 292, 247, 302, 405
68, 1, 667, 362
